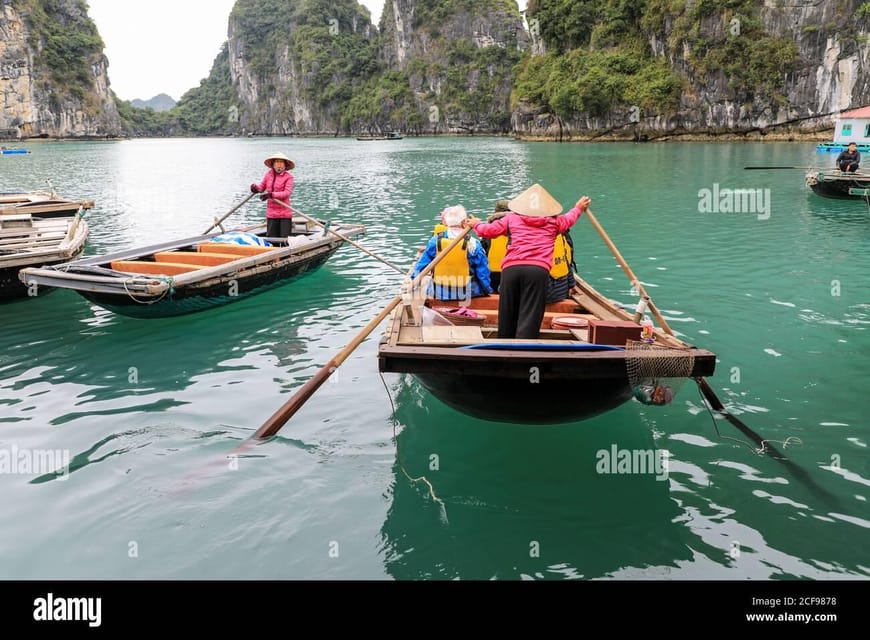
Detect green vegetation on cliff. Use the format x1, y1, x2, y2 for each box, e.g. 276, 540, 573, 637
516, 0, 799, 121
231, 0, 377, 110
643, 0, 798, 99
393, 0, 522, 131
13, 0, 104, 107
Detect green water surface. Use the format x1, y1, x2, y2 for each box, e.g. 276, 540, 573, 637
0, 137, 867, 579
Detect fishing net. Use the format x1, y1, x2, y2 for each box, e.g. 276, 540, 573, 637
625, 340, 695, 406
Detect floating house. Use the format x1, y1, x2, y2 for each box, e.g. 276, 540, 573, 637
817, 105, 870, 153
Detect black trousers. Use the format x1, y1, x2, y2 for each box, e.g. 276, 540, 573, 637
498, 264, 549, 339
838, 161, 859, 172
267, 217, 293, 238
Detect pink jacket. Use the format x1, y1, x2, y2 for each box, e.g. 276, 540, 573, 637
256, 169, 294, 219
474, 207, 584, 271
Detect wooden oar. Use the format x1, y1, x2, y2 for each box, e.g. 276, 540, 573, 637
268, 198, 405, 274
743, 166, 818, 170
583, 209, 673, 335
253, 227, 471, 439
203, 191, 258, 234
583, 208, 841, 504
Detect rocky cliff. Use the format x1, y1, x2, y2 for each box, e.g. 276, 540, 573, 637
377, 0, 527, 133
224, 0, 377, 135
514, 0, 870, 140
0, 0, 121, 139
187, 0, 528, 135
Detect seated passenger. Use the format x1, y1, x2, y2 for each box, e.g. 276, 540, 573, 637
412, 205, 492, 301
480, 200, 510, 291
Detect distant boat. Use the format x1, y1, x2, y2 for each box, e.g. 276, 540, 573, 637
0, 190, 94, 219
0, 211, 89, 303
0, 147, 29, 155
356, 131, 403, 141
19, 220, 365, 318
806, 169, 870, 199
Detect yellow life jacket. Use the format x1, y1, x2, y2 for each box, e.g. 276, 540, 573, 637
433, 232, 471, 291
487, 235, 508, 273
550, 233, 572, 279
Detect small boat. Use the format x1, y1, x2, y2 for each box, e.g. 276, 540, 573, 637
356, 131, 403, 141
0, 147, 29, 155
19, 220, 365, 318
0, 211, 89, 303
0, 190, 95, 219
378, 273, 716, 424
805, 169, 870, 199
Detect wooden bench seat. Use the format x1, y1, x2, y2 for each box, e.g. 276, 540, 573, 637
154, 251, 239, 266
110, 260, 205, 276
196, 242, 277, 256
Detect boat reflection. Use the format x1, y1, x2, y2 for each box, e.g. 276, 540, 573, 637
379, 378, 692, 580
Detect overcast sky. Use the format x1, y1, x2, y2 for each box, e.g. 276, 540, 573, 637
87, 0, 526, 102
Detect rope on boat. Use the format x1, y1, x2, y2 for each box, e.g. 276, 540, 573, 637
695, 384, 804, 455
378, 371, 449, 523
122, 275, 174, 305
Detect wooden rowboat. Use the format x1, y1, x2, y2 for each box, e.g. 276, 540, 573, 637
0, 190, 95, 219
356, 132, 403, 141
19, 220, 365, 318
0, 211, 89, 302
378, 273, 716, 424
805, 169, 870, 199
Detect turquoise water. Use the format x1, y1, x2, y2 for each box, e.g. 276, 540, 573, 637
0, 138, 868, 579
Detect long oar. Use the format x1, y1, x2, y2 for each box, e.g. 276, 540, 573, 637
583, 209, 672, 333
584, 209, 841, 504
268, 198, 405, 274
203, 191, 258, 234
743, 166, 818, 170
253, 227, 471, 439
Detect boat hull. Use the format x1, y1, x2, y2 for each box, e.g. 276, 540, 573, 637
77, 246, 337, 318
414, 372, 634, 423
1, 263, 61, 302
806, 171, 870, 199
19, 222, 365, 319
379, 344, 716, 424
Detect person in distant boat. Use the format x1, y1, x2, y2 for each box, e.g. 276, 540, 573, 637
250, 152, 295, 238
836, 142, 860, 173
465, 184, 590, 339
412, 205, 492, 301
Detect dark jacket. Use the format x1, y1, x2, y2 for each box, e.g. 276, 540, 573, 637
837, 149, 861, 166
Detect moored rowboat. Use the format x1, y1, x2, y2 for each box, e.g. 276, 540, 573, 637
805, 169, 870, 199
19, 220, 365, 318
0, 190, 94, 219
0, 211, 89, 302
378, 273, 716, 424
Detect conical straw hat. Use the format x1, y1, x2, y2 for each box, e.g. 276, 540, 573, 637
264, 152, 295, 170
508, 183, 562, 217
